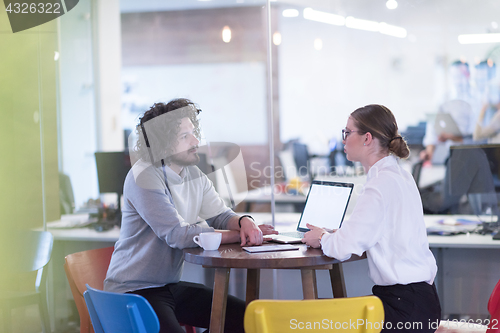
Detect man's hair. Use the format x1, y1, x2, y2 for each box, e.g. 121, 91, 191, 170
135, 98, 202, 164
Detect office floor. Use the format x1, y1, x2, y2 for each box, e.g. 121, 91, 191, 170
0, 305, 79, 333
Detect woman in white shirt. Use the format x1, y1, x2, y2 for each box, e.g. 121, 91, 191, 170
303, 104, 441, 332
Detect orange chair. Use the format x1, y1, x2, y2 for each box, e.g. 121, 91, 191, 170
64, 246, 195, 333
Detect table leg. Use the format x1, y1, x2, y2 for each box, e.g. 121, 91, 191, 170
329, 263, 347, 298
246, 269, 260, 306
301, 268, 318, 299
210, 267, 230, 333
435, 248, 444, 312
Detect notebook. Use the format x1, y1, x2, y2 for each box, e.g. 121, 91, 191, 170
269, 180, 354, 244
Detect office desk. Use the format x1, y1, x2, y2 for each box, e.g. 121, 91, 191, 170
47, 225, 120, 242
236, 175, 366, 213
255, 213, 500, 317
184, 243, 365, 333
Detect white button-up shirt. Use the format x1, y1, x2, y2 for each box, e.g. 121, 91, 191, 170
321, 155, 437, 286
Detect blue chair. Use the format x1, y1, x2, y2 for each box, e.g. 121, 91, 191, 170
83, 284, 160, 333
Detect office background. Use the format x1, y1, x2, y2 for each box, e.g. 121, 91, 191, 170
3, 0, 500, 220
1, 0, 500, 328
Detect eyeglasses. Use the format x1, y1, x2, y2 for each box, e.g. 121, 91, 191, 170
342, 129, 361, 141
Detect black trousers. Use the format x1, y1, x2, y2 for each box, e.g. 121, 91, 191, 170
372, 282, 441, 333
129, 281, 245, 333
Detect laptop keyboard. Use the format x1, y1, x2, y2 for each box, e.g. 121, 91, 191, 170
279, 231, 305, 239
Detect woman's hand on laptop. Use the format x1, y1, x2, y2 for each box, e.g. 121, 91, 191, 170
302, 223, 329, 248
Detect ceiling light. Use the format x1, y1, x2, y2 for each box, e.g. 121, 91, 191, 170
379, 22, 407, 38
345, 16, 379, 32
273, 32, 282, 45
314, 38, 323, 50
458, 33, 500, 44
303, 8, 345, 26
222, 26, 231, 43
282, 9, 299, 17
386, 0, 398, 10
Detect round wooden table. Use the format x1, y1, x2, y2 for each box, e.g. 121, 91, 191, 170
184, 243, 366, 333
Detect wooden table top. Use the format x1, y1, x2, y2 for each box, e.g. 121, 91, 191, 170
183, 243, 365, 269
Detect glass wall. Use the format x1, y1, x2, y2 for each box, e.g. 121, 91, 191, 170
273, 0, 500, 317
3, 0, 500, 326
119, 0, 272, 210
276, 0, 500, 150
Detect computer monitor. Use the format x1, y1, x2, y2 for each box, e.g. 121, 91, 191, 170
95, 151, 132, 196
448, 144, 500, 219
292, 142, 310, 180
94, 151, 132, 225
449, 144, 500, 193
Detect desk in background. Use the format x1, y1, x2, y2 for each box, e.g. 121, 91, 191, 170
47, 213, 500, 330
236, 175, 366, 214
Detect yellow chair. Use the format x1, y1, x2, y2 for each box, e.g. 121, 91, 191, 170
244, 296, 384, 333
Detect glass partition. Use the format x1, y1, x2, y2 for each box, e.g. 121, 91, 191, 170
275, 0, 500, 164
4, 0, 500, 325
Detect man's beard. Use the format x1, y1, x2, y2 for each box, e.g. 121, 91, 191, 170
169, 148, 200, 167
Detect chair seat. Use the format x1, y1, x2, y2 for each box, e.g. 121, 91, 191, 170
244, 296, 384, 333
0, 290, 43, 310
65, 247, 197, 333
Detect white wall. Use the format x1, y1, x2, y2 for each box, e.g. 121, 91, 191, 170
59, 0, 123, 209
93, 0, 123, 151
277, 3, 497, 154
121, 62, 268, 145
59, 0, 99, 209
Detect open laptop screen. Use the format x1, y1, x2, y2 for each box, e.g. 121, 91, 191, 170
297, 181, 354, 232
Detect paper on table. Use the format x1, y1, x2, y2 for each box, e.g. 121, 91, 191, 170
47, 214, 97, 228
243, 244, 299, 253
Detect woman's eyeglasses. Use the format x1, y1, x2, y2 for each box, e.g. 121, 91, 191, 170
342, 129, 361, 140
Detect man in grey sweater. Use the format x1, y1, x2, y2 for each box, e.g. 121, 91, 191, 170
104, 98, 275, 333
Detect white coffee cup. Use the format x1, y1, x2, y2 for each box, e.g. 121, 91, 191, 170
193, 232, 222, 251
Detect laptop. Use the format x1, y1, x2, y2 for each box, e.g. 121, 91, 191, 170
434, 113, 462, 137
428, 113, 462, 165
269, 180, 354, 244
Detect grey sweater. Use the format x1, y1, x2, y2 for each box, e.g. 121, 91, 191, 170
104, 159, 236, 293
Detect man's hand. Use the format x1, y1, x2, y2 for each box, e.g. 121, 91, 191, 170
239, 217, 263, 246
259, 223, 279, 241
302, 223, 329, 248
419, 145, 435, 162
419, 149, 431, 161
438, 132, 463, 143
